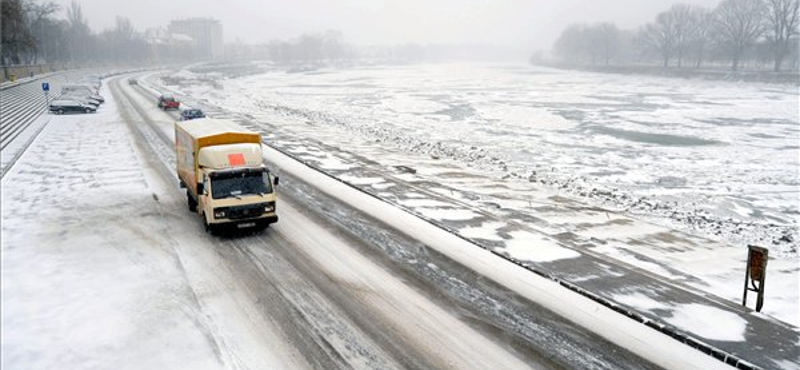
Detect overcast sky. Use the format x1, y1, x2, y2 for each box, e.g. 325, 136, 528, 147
53, 0, 722, 50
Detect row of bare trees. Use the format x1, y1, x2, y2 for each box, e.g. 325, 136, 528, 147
1, 0, 149, 66
257, 31, 355, 64
552, 0, 799, 71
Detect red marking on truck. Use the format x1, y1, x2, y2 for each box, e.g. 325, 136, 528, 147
228, 153, 245, 166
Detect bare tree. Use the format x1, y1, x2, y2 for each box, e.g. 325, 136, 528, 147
596, 23, 621, 66
765, 0, 800, 71
114, 16, 135, 41
38, 18, 68, 63
616, 29, 639, 64
297, 34, 324, 62
321, 29, 344, 61
638, 11, 678, 67
23, 0, 59, 63
114, 16, 136, 60
2, 0, 36, 64
666, 4, 710, 67
553, 23, 623, 66
688, 8, 713, 68
713, 0, 766, 71
554, 24, 589, 64
65, 0, 92, 62
586, 25, 604, 65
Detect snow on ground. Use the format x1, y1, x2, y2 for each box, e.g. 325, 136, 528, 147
503, 230, 581, 263
667, 304, 748, 342
263, 143, 731, 370
164, 62, 799, 327
611, 293, 750, 342
1, 82, 305, 370
1, 70, 106, 175
1, 97, 217, 370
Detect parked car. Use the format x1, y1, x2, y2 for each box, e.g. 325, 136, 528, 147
158, 94, 180, 110
86, 93, 104, 104
61, 93, 101, 108
81, 76, 102, 89
129, 79, 138, 85
50, 100, 96, 114
62, 84, 97, 96
63, 90, 104, 104
180, 108, 205, 121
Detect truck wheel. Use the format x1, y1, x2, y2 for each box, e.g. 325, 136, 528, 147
187, 191, 197, 212
57, 109, 64, 115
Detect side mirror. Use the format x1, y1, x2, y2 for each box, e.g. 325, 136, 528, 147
273, 176, 280, 186
197, 182, 205, 195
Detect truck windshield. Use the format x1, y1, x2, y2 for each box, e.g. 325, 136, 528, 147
210, 170, 273, 199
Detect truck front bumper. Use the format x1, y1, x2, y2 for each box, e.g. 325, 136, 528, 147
233, 215, 278, 229
207, 215, 278, 233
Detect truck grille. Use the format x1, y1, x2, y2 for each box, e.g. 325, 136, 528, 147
217, 203, 269, 220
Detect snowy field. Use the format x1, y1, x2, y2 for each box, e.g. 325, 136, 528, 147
162, 63, 799, 326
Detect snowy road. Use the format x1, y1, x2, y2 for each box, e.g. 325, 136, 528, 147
110, 75, 670, 369
0, 72, 785, 370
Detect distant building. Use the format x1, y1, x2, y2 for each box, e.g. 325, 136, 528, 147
167, 18, 223, 59
143, 27, 195, 61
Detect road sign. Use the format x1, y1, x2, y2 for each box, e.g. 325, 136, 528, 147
42, 82, 50, 91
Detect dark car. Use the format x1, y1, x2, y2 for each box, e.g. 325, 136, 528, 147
128, 79, 138, 85
81, 76, 102, 89
88, 94, 105, 104
158, 94, 180, 110
180, 108, 205, 121
50, 100, 96, 114
61, 93, 101, 108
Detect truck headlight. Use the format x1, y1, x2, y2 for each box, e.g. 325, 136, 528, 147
264, 204, 274, 213
214, 210, 226, 219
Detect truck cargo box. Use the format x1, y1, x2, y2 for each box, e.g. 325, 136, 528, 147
175, 118, 261, 195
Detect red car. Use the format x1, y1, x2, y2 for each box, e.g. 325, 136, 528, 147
158, 94, 180, 110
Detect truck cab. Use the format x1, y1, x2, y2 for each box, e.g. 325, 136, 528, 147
194, 144, 278, 231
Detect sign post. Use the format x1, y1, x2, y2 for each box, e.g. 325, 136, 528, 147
42, 82, 50, 105
742, 245, 768, 312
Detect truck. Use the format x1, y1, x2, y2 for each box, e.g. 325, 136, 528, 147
175, 118, 279, 233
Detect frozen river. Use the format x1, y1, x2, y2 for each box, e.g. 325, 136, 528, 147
176, 63, 799, 259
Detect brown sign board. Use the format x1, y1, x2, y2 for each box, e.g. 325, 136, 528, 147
743, 245, 768, 312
